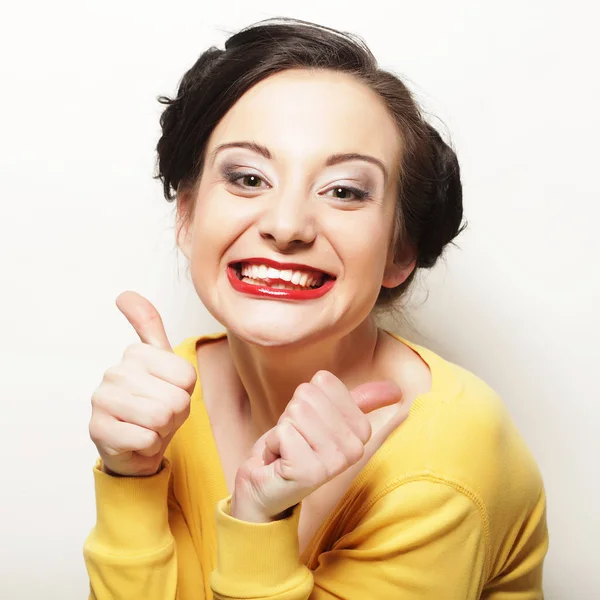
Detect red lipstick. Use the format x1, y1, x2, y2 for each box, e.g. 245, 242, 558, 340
227, 262, 335, 300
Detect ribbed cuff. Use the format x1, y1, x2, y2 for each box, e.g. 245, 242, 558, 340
210, 496, 313, 597
88, 458, 172, 555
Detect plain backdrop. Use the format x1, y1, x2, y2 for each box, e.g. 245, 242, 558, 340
1, 1, 598, 598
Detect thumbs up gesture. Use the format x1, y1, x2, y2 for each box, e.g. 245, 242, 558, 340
89, 291, 197, 477
231, 371, 407, 523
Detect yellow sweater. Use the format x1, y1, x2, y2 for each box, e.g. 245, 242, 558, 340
84, 333, 548, 599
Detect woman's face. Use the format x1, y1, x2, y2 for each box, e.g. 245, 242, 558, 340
179, 69, 412, 347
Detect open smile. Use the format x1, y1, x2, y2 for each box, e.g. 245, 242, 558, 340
227, 258, 336, 300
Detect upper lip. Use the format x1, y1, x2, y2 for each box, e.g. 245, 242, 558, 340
230, 257, 335, 278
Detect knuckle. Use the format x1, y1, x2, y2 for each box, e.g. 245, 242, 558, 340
331, 449, 350, 475
140, 428, 160, 449
89, 419, 114, 454
180, 362, 198, 390
103, 364, 126, 383
287, 401, 304, 421
90, 387, 103, 409
356, 417, 372, 443
323, 456, 344, 479
345, 437, 365, 463
122, 342, 145, 361
88, 418, 102, 443
169, 387, 191, 415
278, 417, 294, 433
146, 405, 173, 433
103, 445, 122, 457
291, 383, 316, 410
312, 370, 334, 387
294, 382, 314, 401
321, 464, 335, 480
178, 401, 191, 424
90, 386, 112, 413
172, 358, 196, 390
265, 425, 280, 449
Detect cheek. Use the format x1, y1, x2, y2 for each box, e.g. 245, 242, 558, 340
189, 190, 255, 254
339, 212, 393, 278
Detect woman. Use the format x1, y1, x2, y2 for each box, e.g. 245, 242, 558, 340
84, 18, 548, 599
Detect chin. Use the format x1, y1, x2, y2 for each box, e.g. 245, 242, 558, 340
195, 275, 372, 349
225, 313, 329, 348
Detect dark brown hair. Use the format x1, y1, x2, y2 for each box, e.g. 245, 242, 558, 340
155, 17, 466, 306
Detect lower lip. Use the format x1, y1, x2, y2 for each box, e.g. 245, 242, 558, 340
227, 266, 335, 300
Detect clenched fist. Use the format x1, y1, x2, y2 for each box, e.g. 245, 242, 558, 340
89, 291, 197, 477
231, 370, 407, 523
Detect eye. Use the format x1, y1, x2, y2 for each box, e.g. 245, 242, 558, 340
324, 186, 370, 202
239, 174, 263, 188
223, 169, 268, 190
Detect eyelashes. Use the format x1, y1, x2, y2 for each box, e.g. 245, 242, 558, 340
327, 185, 371, 202
219, 165, 373, 203
222, 169, 265, 189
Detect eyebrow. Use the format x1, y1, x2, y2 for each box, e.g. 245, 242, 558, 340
209, 141, 389, 182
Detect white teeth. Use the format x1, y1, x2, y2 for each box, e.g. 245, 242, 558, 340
238, 262, 327, 289
242, 277, 314, 291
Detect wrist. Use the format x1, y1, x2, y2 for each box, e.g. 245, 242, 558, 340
100, 459, 164, 478
101, 463, 125, 477
230, 492, 296, 523
230, 493, 271, 523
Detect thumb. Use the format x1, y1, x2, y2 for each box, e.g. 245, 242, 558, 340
115, 291, 173, 352
351, 380, 403, 414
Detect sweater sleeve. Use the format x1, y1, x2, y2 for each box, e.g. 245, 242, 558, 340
83, 459, 203, 600
210, 479, 492, 600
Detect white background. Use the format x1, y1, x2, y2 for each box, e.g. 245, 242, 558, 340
1, 1, 598, 598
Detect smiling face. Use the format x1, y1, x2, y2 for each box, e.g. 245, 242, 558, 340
178, 69, 414, 347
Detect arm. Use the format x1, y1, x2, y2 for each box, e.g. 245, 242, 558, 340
210, 478, 490, 600
481, 489, 547, 599
84, 459, 203, 600
84, 294, 202, 598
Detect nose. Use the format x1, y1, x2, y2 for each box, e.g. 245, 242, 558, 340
257, 191, 317, 251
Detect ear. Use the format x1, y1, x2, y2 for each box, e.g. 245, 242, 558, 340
382, 260, 415, 288
381, 249, 416, 289
175, 189, 194, 261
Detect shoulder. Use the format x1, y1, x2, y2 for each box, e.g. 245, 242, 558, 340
357, 340, 548, 576
374, 337, 545, 530
425, 354, 542, 497
390, 337, 540, 483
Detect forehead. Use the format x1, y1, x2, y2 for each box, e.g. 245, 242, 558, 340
207, 69, 401, 166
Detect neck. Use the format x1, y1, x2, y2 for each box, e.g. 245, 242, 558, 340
226, 317, 383, 439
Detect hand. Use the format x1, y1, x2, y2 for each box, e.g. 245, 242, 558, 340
88, 291, 197, 476
231, 370, 406, 522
